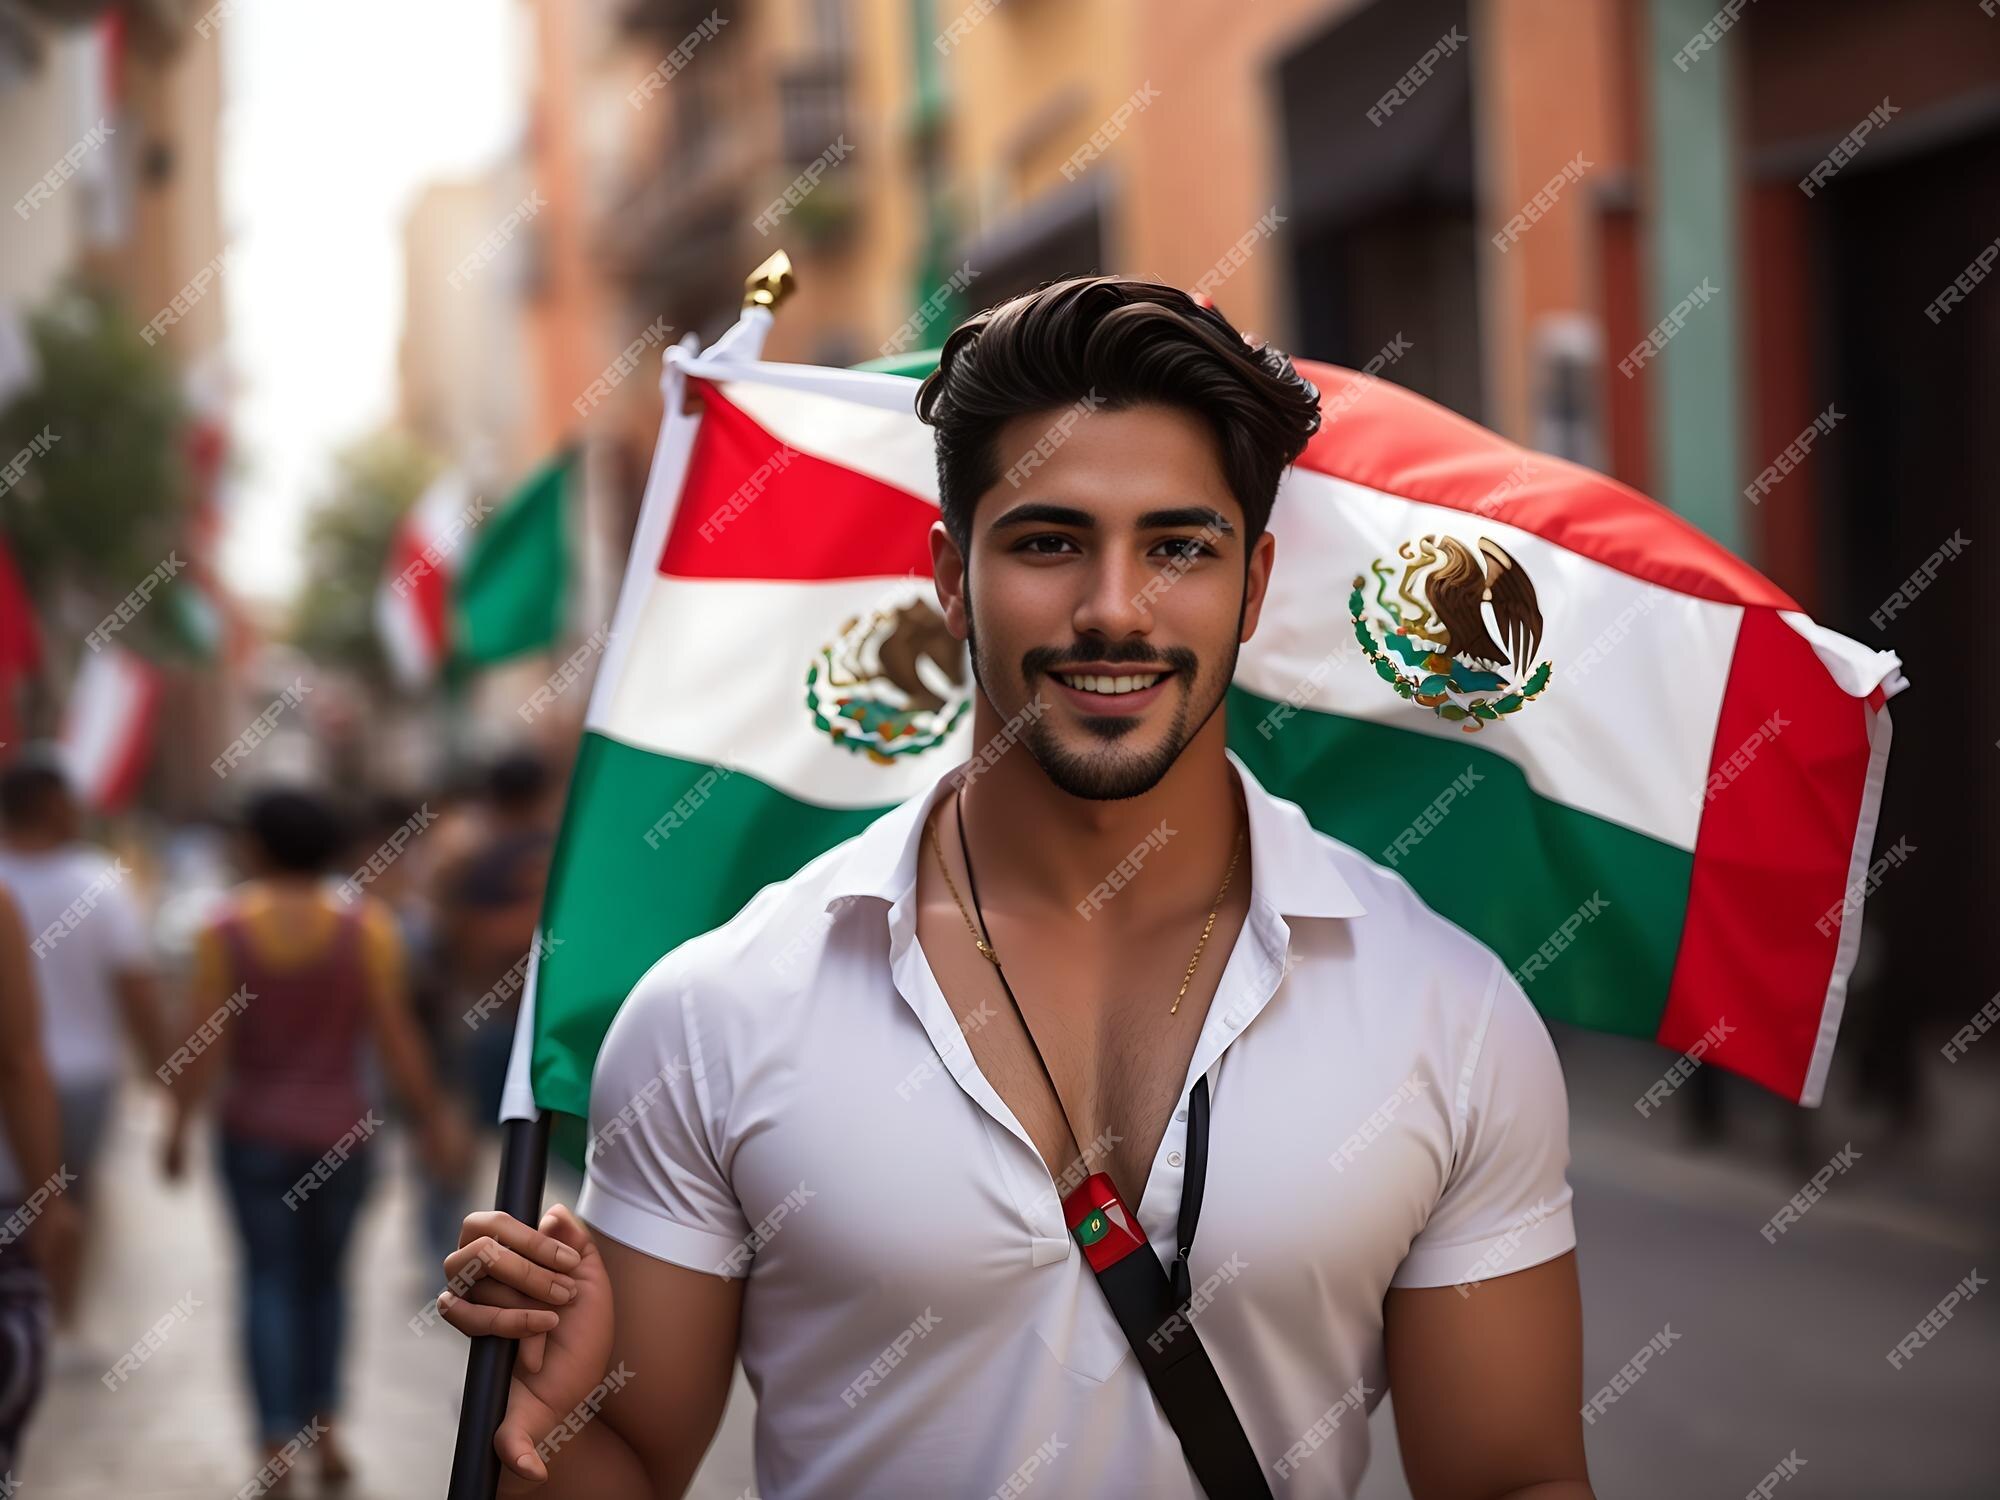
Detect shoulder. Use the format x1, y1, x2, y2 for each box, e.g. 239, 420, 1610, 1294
1280, 824, 1536, 1085
603, 825, 881, 1053
1310, 827, 1505, 993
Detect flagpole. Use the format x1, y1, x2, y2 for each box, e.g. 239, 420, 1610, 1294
445, 251, 795, 1500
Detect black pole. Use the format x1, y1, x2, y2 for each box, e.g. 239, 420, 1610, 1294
446, 1109, 552, 1499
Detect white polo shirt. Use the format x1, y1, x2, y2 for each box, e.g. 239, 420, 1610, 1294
578, 750, 1575, 1499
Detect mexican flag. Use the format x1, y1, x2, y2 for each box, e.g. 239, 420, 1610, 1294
501, 309, 1902, 1162
375, 451, 575, 688
58, 642, 161, 811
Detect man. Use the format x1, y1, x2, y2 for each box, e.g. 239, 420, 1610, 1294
436, 750, 558, 1127
0, 757, 167, 1339
0, 883, 75, 1476
441, 277, 1592, 1497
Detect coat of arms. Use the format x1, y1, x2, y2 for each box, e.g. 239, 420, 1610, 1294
1351, 534, 1552, 731
805, 591, 971, 762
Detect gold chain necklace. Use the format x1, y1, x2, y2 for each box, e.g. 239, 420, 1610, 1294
926, 788, 1245, 1016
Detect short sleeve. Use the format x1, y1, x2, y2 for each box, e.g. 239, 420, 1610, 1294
1391, 959, 1576, 1288
575, 961, 753, 1277
97, 870, 151, 971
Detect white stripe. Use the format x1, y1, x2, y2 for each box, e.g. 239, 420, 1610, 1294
591, 574, 975, 809
407, 470, 476, 555
1243, 469, 1738, 852
373, 580, 437, 689
57, 646, 150, 805
1801, 699, 1894, 1107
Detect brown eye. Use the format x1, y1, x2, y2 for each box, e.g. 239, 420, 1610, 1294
1018, 534, 1080, 555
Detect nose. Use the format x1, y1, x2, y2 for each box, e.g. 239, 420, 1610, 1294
1070, 545, 1155, 645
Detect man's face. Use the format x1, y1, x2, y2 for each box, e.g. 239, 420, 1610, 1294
930, 401, 1275, 801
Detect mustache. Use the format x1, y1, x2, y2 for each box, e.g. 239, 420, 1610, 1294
1021, 643, 1199, 676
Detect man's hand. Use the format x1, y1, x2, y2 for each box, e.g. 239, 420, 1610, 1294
439, 1204, 612, 1485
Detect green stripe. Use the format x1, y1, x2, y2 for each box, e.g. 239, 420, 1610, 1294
533, 701, 1694, 1147
1226, 685, 1690, 1036
532, 732, 894, 1127
453, 450, 573, 671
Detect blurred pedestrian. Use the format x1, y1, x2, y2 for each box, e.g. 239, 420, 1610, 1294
0, 756, 167, 1357
350, 793, 471, 1270
0, 884, 74, 1479
435, 750, 555, 1130
158, 785, 471, 1492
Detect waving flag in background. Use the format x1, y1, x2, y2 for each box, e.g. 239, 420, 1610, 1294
375, 451, 577, 689
499, 305, 1904, 1168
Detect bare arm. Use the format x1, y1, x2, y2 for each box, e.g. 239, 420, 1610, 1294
112, 965, 170, 1080
1385, 1251, 1593, 1500
0, 887, 63, 1194
355, 898, 449, 1128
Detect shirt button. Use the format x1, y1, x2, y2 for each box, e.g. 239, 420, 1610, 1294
1167, 1151, 1183, 1168
1175, 1108, 1187, 1122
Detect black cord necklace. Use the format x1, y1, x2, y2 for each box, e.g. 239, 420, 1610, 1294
945, 783, 1219, 1308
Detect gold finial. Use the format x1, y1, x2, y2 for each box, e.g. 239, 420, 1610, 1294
743, 250, 796, 310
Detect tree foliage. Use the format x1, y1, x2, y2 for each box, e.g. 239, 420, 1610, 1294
290, 429, 438, 686
0, 283, 189, 636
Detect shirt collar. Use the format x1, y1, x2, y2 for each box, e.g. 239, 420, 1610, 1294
825, 746, 1368, 922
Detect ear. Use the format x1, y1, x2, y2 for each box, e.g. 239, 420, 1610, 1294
1239, 528, 1277, 644
930, 520, 970, 640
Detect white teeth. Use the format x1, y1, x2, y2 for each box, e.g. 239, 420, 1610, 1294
1057, 672, 1162, 695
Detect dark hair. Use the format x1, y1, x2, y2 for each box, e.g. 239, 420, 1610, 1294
242, 787, 345, 874
487, 749, 550, 812
914, 275, 1321, 552
0, 760, 68, 832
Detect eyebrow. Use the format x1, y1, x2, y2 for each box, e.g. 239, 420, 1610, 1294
986, 502, 1235, 535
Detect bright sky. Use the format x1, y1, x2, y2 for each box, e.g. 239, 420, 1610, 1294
217, 0, 524, 605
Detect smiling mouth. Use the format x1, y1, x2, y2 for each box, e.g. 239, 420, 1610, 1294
1051, 669, 1173, 697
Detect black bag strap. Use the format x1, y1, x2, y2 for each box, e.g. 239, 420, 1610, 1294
951, 790, 1271, 1498
1071, 1074, 1272, 1499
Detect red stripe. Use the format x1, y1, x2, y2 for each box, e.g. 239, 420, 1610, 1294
384, 525, 449, 668
659, 380, 937, 581
1657, 609, 1878, 1100
1293, 360, 1798, 611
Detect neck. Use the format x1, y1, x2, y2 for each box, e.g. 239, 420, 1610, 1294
954, 694, 1244, 928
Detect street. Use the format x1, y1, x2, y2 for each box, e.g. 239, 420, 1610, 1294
15, 1031, 1995, 1498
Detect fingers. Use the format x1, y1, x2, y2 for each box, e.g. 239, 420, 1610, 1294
520, 1329, 547, 1376
496, 1394, 550, 1484
538, 1203, 597, 1262
445, 1236, 580, 1307
459, 1209, 583, 1273
438, 1288, 561, 1341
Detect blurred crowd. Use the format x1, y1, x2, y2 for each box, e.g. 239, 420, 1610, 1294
0, 745, 569, 1492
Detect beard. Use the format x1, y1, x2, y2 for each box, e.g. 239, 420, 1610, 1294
963, 600, 1242, 802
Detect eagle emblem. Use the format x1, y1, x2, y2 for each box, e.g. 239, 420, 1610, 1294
1350, 534, 1553, 731
805, 590, 971, 762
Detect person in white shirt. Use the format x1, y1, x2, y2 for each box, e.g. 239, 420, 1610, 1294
0, 757, 167, 1331
439, 276, 1592, 1498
